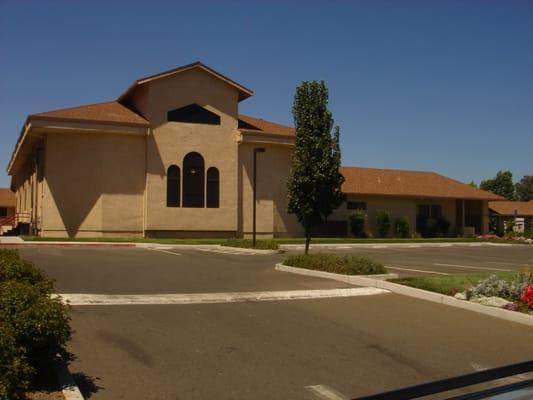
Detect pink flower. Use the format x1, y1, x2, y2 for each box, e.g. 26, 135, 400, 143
520, 285, 533, 308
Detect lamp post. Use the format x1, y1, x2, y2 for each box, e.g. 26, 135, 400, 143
253, 147, 265, 247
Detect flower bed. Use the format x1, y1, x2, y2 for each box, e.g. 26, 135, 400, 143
458, 272, 533, 314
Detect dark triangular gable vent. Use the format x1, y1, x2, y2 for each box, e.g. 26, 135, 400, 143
167, 104, 221, 125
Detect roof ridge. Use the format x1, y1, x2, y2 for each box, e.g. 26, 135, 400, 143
340, 165, 436, 175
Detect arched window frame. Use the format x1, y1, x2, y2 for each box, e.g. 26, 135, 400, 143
182, 152, 205, 208
166, 165, 181, 207
206, 167, 220, 208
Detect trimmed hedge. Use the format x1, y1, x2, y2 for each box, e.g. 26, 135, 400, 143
222, 239, 279, 250
284, 253, 387, 275
0, 249, 71, 400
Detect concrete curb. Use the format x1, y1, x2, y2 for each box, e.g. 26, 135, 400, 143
2, 241, 136, 248
56, 361, 84, 400
142, 243, 280, 254
279, 242, 528, 249
275, 263, 398, 284
219, 245, 281, 254
276, 263, 533, 327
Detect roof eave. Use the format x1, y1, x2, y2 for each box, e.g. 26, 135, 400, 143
27, 115, 150, 128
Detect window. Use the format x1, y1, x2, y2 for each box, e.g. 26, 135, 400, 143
167, 104, 221, 125
347, 201, 367, 210
183, 152, 205, 207
0, 207, 7, 217
418, 205, 430, 218
431, 205, 442, 218
206, 167, 219, 208
166, 165, 180, 207
418, 205, 442, 218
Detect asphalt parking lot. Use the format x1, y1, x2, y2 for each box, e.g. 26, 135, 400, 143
13, 244, 533, 399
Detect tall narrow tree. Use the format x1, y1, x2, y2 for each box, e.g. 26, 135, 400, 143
287, 81, 345, 254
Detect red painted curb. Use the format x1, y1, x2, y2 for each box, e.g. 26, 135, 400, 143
0, 243, 136, 248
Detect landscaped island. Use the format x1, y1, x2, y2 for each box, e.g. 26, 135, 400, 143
284, 254, 387, 275
392, 272, 533, 314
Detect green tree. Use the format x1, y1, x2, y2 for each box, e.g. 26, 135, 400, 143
479, 170, 516, 200
375, 210, 391, 238
515, 175, 533, 201
469, 181, 477, 188
287, 81, 345, 254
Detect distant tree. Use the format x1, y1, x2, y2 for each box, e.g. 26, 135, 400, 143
469, 181, 477, 188
287, 80, 345, 254
515, 175, 533, 201
479, 170, 516, 200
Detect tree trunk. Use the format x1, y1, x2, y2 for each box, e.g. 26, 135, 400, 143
304, 226, 311, 254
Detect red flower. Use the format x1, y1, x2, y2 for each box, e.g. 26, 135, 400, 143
521, 285, 533, 308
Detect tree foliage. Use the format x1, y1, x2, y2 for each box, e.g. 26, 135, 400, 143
515, 175, 533, 201
480, 170, 516, 200
287, 81, 345, 253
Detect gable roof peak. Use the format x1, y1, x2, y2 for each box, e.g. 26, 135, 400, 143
118, 61, 254, 103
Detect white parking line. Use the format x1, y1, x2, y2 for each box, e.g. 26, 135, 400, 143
57, 287, 390, 306
149, 248, 182, 256
385, 265, 449, 275
305, 385, 348, 400
487, 261, 532, 267
434, 263, 511, 272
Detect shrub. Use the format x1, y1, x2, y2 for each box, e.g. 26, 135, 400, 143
284, 253, 387, 275
467, 272, 533, 301
437, 217, 450, 236
349, 210, 367, 237
0, 323, 32, 400
222, 238, 279, 250
0, 249, 71, 398
0, 251, 51, 291
0, 281, 71, 365
375, 210, 391, 238
394, 217, 410, 238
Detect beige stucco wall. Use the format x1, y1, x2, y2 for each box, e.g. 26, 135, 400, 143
40, 131, 146, 238
238, 143, 302, 238
130, 68, 240, 236
332, 195, 457, 237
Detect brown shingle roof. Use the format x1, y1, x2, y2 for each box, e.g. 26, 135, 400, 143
341, 166, 503, 201
489, 201, 533, 216
0, 188, 15, 208
238, 115, 295, 137
29, 101, 149, 127
119, 61, 254, 102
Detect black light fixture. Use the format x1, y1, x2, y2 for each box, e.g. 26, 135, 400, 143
253, 148, 266, 247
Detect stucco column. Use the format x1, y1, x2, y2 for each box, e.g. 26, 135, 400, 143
481, 200, 489, 234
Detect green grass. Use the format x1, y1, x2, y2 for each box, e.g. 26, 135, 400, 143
221, 239, 279, 250
284, 253, 387, 275
390, 272, 517, 296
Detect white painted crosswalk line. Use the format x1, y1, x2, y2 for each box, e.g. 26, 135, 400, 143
56, 287, 390, 306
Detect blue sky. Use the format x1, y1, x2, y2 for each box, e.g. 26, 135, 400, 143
1, 0, 532, 188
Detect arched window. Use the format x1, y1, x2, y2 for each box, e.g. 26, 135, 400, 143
166, 165, 180, 207
183, 152, 205, 208
206, 167, 220, 208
